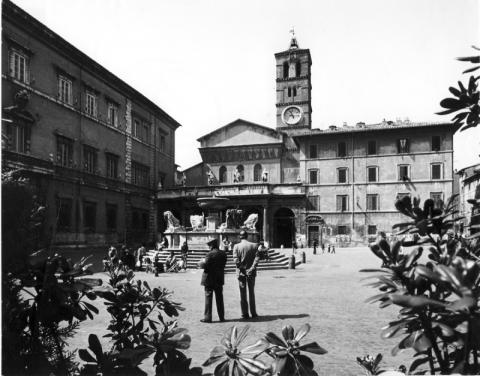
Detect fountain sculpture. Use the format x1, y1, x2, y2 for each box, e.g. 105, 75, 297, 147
162, 197, 259, 249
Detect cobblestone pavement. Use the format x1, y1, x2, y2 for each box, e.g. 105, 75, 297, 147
69, 247, 414, 375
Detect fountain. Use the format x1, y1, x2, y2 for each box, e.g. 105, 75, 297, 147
162, 196, 259, 249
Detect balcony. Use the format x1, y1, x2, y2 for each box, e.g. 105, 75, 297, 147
157, 183, 305, 200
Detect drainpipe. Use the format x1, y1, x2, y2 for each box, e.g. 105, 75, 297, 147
351, 133, 355, 239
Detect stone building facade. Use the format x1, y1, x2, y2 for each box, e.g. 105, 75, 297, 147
456, 164, 480, 234
160, 34, 458, 248
2, 0, 181, 248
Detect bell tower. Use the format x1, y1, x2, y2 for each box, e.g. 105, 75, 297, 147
275, 31, 312, 130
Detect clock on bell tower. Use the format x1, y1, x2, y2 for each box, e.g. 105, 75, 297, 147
274, 30, 312, 130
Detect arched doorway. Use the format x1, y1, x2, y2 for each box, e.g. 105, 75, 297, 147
273, 207, 295, 248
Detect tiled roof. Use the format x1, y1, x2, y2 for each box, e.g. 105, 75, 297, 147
292, 121, 458, 138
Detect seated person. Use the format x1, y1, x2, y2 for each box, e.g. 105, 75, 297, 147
165, 249, 177, 271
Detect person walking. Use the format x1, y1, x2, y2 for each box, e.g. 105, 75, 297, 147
200, 239, 227, 323
233, 230, 260, 320
321, 243, 325, 254
327, 244, 331, 253
136, 243, 146, 271
313, 240, 317, 255
332, 245, 336, 254
180, 241, 189, 270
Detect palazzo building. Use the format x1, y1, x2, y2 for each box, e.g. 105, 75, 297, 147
159, 34, 458, 247
2, 0, 181, 248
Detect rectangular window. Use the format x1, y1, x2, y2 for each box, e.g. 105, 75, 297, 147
142, 123, 150, 143
338, 141, 347, 157
337, 168, 348, 183
432, 135, 441, 151
337, 225, 348, 235
308, 195, 320, 211
56, 197, 72, 232
367, 225, 377, 235
309, 144, 318, 159
160, 135, 166, 152
397, 138, 410, 153
309, 169, 318, 184
431, 163, 442, 180
106, 204, 117, 232
58, 75, 73, 104
367, 166, 378, 182
56, 135, 73, 167
397, 192, 411, 200
4, 123, 30, 153
85, 91, 97, 117
107, 102, 118, 127
366, 194, 379, 211
132, 161, 150, 187
398, 164, 410, 181
83, 145, 97, 174
83, 201, 96, 232
9, 49, 28, 83
430, 192, 444, 209
367, 140, 377, 155
133, 119, 140, 138
106, 153, 119, 179
336, 195, 348, 212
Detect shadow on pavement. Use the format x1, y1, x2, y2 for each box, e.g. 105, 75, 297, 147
223, 313, 310, 323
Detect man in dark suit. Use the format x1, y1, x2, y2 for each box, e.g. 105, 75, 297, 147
200, 239, 227, 323
233, 230, 260, 319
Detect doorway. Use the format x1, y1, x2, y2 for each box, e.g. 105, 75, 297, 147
273, 207, 295, 248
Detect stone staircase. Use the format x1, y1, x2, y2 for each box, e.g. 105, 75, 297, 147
145, 248, 299, 273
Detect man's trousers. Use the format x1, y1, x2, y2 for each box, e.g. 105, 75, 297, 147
204, 286, 224, 321
238, 275, 257, 318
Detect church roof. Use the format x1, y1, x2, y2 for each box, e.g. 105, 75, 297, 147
196, 118, 281, 142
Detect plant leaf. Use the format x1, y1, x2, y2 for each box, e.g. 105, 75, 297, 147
298, 341, 327, 355
294, 323, 311, 342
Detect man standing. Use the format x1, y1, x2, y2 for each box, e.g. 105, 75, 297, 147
200, 239, 227, 323
233, 230, 260, 319
180, 241, 189, 270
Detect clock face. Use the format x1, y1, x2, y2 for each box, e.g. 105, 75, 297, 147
282, 106, 303, 125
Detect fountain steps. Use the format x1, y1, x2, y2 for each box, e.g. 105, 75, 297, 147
145, 249, 298, 273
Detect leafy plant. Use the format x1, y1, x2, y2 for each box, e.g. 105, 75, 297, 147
362, 196, 480, 374
204, 324, 326, 376
262, 324, 327, 376
356, 354, 384, 375
437, 46, 480, 132
203, 325, 270, 376
80, 265, 193, 375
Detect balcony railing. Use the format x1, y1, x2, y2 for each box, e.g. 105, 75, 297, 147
157, 183, 305, 199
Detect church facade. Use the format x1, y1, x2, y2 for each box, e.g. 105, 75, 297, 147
158, 35, 458, 247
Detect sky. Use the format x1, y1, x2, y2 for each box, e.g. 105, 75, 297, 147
11, 0, 480, 170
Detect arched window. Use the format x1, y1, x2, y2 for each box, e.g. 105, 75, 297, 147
283, 61, 289, 79
219, 166, 227, 183
287, 87, 292, 97
253, 164, 262, 182
295, 61, 301, 77
293, 87, 297, 97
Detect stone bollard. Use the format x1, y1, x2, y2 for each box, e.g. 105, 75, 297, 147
289, 254, 296, 269
301, 251, 306, 263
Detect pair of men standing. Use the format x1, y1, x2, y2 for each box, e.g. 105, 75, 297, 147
200, 230, 259, 323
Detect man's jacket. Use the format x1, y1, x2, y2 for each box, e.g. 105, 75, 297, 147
201, 248, 227, 288
233, 239, 260, 277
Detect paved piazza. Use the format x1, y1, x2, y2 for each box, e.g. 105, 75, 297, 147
69, 247, 413, 375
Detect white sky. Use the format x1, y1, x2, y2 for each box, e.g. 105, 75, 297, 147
11, 0, 480, 170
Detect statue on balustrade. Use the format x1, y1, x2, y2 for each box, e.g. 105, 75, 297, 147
163, 211, 183, 232
262, 169, 268, 182
233, 168, 242, 183
242, 213, 258, 231
190, 214, 205, 231
207, 170, 215, 185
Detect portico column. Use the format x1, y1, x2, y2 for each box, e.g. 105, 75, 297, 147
263, 205, 269, 241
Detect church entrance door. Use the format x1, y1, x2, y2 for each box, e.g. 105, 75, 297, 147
273, 207, 295, 248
